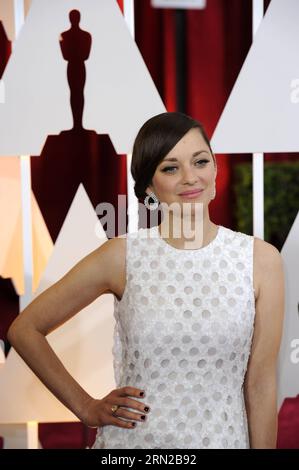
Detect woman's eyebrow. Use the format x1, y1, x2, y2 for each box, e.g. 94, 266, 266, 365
162, 150, 209, 163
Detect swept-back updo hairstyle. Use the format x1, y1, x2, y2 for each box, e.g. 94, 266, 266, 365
131, 112, 215, 202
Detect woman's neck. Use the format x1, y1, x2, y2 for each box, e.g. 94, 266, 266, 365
158, 213, 218, 250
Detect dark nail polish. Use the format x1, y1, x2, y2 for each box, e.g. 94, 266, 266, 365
131, 422, 136, 427
144, 407, 149, 412
140, 415, 146, 421
140, 392, 144, 397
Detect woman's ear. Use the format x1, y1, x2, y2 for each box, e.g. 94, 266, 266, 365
145, 184, 153, 196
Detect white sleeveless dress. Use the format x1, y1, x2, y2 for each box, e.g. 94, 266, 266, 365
92, 224, 256, 449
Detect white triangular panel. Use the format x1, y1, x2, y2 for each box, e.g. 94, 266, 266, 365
0, 0, 165, 156
0, 184, 116, 423
211, 0, 299, 153
278, 211, 299, 409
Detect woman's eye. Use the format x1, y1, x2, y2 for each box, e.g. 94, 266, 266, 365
161, 159, 209, 173
162, 166, 177, 173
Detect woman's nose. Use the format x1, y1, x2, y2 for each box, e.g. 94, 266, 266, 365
181, 167, 199, 184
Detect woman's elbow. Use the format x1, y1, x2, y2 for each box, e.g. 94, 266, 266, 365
245, 368, 277, 402
7, 315, 36, 347
7, 320, 21, 347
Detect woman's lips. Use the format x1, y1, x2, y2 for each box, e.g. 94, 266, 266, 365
179, 189, 204, 199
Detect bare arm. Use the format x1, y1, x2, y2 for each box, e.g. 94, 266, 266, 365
7, 236, 125, 423
244, 239, 285, 448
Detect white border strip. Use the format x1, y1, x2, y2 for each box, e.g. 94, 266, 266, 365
252, 0, 264, 239
14, 0, 33, 310
123, 0, 138, 233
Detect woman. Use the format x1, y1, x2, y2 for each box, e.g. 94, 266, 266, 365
7, 112, 285, 449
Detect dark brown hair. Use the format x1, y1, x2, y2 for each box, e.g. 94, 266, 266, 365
131, 112, 215, 201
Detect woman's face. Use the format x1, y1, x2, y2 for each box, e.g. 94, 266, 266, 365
146, 128, 217, 212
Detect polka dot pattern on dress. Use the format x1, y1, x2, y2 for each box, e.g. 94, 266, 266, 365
92, 224, 255, 450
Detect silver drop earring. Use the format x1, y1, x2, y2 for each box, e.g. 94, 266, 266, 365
144, 191, 159, 210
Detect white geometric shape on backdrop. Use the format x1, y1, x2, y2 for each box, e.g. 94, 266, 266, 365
211, 0, 299, 153
278, 211, 299, 409
0, 0, 165, 156
0, 79, 5, 103
151, 0, 206, 9
0, 184, 116, 422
